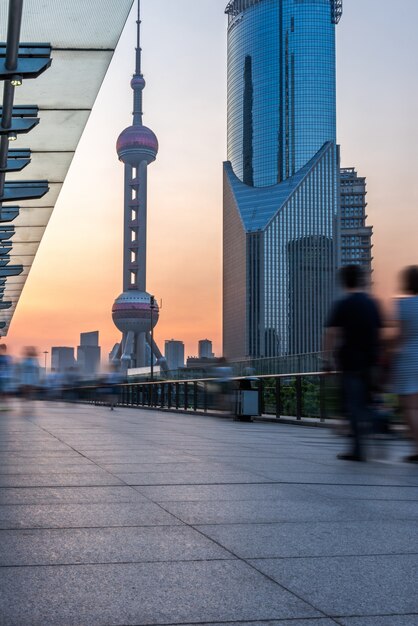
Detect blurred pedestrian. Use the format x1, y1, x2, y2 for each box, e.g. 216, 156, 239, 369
0, 344, 13, 410
19, 347, 41, 402
106, 364, 124, 410
45, 369, 64, 402
324, 265, 383, 461
391, 266, 418, 463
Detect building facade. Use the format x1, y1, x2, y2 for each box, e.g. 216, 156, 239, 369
340, 167, 373, 277
223, 0, 342, 359
198, 339, 214, 359
77, 331, 101, 376
165, 340, 185, 371
51, 347, 75, 373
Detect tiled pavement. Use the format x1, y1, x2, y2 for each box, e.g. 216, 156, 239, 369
0, 402, 417, 626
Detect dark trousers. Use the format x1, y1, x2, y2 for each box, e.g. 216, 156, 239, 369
341, 370, 372, 458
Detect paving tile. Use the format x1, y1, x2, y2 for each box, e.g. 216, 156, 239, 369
0, 561, 321, 625
115, 470, 271, 486
302, 483, 418, 501
404, 476, 418, 486
0, 450, 79, 460
159, 498, 350, 525
222, 459, 337, 474
338, 616, 418, 625
0, 458, 96, 472
101, 461, 224, 474
344, 499, 418, 521
0, 525, 232, 566
0, 486, 147, 505
0, 502, 181, 529
0, 464, 109, 476
198, 520, 418, 558
181, 621, 337, 626
250, 555, 418, 616
135, 483, 308, 502
0, 472, 124, 488
253, 470, 410, 487
84, 454, 201, 464
0, 443, 69, 451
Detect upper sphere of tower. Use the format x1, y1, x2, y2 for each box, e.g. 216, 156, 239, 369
131, 75, 146, 90
116, 125, 159, 166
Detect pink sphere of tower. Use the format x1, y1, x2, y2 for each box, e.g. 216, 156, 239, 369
131, 75, 145, 90
116, 125, 158, 166
112, 291, 159, 335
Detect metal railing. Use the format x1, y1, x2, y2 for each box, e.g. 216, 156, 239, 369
73, 371, 340, 423
129, 353, 324, 382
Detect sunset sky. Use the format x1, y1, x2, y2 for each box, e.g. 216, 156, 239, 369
5, 0, 418, 364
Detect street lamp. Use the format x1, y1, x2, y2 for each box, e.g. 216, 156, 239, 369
150, 295, 155, 382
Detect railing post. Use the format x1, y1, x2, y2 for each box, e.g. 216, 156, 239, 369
167, 383, 172, 409
193, 381, 198, 411
296, 376, 302, 420
184, 382, 188, 411
275, 377, 281, 419
203, 381, 208, 413
320, 375, 326, 422
160, 383, 164, 409
259, 378, 264, 415
175, 383, 180, 410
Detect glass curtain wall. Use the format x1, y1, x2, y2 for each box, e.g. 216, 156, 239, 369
226, 0, 337, 187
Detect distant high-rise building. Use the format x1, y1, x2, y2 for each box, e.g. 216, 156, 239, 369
165, 340, 185, 371
223, 0, 342, 359
77, 331, 101, 376
51, 347, 75, 373
198, 339, 214, 359
340, 167, 373, 277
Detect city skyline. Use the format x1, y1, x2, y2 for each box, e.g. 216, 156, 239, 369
4, 0, 418, 360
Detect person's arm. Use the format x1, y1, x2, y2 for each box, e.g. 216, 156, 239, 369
322, 301, 342, 372
323, 326, 339, 371
385, 298, 403, 351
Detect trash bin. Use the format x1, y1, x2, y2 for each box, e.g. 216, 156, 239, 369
235, 377, 261, 421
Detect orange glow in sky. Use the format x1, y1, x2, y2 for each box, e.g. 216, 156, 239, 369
5, 0, 418, 364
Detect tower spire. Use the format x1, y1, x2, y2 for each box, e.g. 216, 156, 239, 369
135, 0, 141, 76
132, 0, 145, 125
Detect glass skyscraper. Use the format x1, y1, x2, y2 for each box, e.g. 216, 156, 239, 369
223, 0, 342, 359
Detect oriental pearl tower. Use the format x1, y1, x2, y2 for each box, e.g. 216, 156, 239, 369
111, 0, 164, 371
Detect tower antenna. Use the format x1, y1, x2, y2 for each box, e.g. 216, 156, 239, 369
135, 0, 141, 76
131, 0, 145, 125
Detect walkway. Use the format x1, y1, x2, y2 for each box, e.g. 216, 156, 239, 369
0, 403, 417, 626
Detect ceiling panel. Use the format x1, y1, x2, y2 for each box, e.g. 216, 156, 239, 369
0, 0, 135, 334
